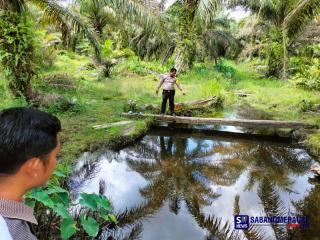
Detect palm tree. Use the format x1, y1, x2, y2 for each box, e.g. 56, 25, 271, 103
0, 0, 101, 100
228, 0, 320, 79
76, 0, 115, 38
198, 14, 242, 64
171, 0, 221, 72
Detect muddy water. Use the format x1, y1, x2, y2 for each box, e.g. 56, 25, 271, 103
70, 128, 319, 240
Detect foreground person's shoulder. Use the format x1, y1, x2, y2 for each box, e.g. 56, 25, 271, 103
0, 197, 38, 240
3, 217, 37, 240
0, 215, 13, 240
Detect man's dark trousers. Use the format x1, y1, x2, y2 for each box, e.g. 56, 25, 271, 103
161, 90, 175, 114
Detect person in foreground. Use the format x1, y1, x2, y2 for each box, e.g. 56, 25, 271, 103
156, 67, 185, 116
0, 107, 61, 240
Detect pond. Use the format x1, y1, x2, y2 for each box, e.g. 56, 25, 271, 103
70, 127, 319, 240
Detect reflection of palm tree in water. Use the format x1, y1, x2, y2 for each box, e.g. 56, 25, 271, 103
292, 183, 320, 240
116, 135, 241, 239
209, 142, 313, 240
132, 136, 219, 214
204, 141, 312, 191
111, 135, 313, 240
233, 177, 311, 240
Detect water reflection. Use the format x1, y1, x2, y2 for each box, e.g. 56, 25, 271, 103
70, 131, 317, 240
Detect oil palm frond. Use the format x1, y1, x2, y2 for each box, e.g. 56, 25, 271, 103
258, 178, 288, 239
32, 0, 102, 61
234, 195, 267, 240
195, 0, 220, 25
116, 201, 159, 228
186, 197, 242, 240
0, 0, 26, 12
284, 0, 320, 41
121, 223, 143, 240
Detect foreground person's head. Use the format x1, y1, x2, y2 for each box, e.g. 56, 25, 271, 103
0, 107, 61, 193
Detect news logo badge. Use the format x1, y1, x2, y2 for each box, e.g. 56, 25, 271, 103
234, 215, 249, 230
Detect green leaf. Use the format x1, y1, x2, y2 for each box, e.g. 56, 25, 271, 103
29, 189, 55, 208
79, 193, 111, 211
80, 214, 99, 237
61, 218, 77, 240
54, 192, 71, 206
53, 204, 71, 219
96, 195, 111, 211
98, 208, 110, 221
47, 186, 68, 194
53, 170, 67, 177
79, 193, 98, 210
102, 39, 113, 58
108, 214, 117, 223
24, 199, 36, 209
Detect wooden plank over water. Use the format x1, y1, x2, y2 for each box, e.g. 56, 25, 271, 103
122, 113, 317, 129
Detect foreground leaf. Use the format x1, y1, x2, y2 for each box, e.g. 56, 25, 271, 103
53, 204, 71, 219
108, 214, 117, 223
29, 189, 55, 208
53, 169, 67, 178
61, 218, 77, 239
79, 193, 98, 210
81, 214, 99, 237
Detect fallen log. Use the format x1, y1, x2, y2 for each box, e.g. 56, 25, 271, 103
93, 120, 133, 130
122, 113, 318, 129
144, 96, 221, 111
174, 96, 222, 111
234, 90, 253, 97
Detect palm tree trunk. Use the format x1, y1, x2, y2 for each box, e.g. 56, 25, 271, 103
173, 0, 196, 72
0, 10, 36, 101
174, 42, 195, 73
174, 48, 186, 73
282, 29, 288, 80
162, 46, 175, 65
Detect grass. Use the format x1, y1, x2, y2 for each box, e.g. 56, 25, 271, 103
231, 61, 320, 122
1, 53, 319, 164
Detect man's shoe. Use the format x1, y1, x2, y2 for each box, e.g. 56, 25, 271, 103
171, 113, 176, 117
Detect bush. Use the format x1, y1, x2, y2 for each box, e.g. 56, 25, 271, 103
39, 46, 58, 69
76, 39, 91, 56
123, 99, 143, 113
215, 59, 236, 78
36, 94, 84, 114
115, 56, 169, 75
291, 58, 320, 91
298, 99, 320, 113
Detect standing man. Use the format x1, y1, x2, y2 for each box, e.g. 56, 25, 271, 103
156, 68, 185, 116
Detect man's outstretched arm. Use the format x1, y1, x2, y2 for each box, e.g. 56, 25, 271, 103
176, 81, 185, 95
